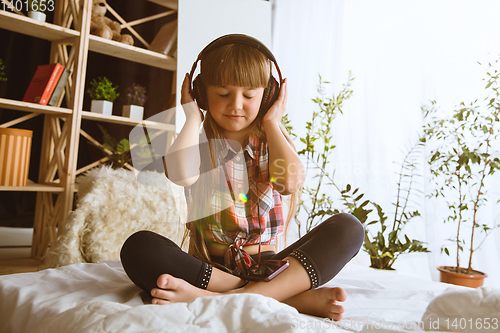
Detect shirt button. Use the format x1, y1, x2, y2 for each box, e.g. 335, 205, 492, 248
237, 184, 242, 189
235, 156, 241, 161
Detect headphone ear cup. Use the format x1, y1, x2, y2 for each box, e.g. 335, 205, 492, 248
192, 76, 208, 111
259, 77, 280, 116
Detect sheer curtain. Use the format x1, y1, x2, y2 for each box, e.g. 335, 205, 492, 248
272, 0, 500, 288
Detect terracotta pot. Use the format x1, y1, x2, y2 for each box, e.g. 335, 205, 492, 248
0, 128, 33, 186
438, 266, 487, 288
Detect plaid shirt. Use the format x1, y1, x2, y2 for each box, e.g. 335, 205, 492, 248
185, 135, 284, 275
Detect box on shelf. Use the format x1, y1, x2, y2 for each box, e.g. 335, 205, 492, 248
0, 128, 33, 187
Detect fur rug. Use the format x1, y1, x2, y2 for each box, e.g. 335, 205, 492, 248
43, 166, 187, 268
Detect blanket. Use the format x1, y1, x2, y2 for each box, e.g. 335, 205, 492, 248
2, 261, 496, 333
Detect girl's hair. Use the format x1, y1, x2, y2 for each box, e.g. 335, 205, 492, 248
181, 43, 300, 271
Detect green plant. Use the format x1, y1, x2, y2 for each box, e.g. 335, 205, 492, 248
94, 124, 131, 168
422, 60, 500, 275
291, 74, 353, 237
0, 59, 7, 82
87, 77, 119, 102
287, 74, 430, 270
124, 83, 147, 106
361, 139, 430, 269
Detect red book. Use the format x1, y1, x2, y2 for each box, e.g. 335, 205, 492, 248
23, 63, 65, 105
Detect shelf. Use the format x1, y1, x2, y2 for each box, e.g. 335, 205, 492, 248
0, 10, 79, 41
0, 98, 72, 116
147, 0, 178, 10
0, 180, 64, 192
88, 35, 176, 71
81, 110, 176, 131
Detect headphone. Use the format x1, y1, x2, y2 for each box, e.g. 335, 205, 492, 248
189, 34, 283, 116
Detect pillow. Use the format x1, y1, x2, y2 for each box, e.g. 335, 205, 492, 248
421, 286, 500, 332
43, 166, 187, 267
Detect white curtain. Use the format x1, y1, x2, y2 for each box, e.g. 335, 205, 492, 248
272, 0, 500, 288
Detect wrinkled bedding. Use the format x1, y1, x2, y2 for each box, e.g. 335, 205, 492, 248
1, 261, 496, 333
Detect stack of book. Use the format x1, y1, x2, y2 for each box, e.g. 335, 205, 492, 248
22, 63, 71, 106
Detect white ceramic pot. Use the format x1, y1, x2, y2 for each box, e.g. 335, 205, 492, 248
122, 105, 144, 120
91, 100, 113, 116
28, 11, 46, 22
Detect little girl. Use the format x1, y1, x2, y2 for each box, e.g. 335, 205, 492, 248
120, 34, 364, 321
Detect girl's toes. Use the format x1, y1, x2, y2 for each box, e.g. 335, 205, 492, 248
151, 287, 173, 301
328, 303, 344, 315
157, 274, 176, 289
152, 298, 171, 305
329, 311, 343, 321
333, 287, 347, 302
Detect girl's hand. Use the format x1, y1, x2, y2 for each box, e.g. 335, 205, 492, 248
262, 78, 288, 126
181, 73, 205, 122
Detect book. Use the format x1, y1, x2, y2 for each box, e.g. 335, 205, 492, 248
47, 68, 71, 106
148, 20, 177, 57
23, 63, 65, 105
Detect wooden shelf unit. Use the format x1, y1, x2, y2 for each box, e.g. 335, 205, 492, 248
0, 1, 178, 259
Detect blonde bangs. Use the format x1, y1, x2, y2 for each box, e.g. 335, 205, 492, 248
200, 44, 270, 88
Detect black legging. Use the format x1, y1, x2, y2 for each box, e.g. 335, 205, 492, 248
120, 213, 364, 293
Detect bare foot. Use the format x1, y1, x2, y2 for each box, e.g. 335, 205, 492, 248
283, 287, 347, 321
151, 274, 219, 305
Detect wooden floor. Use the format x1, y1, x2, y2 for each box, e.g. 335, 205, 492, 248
0, 257, 44, 275
0, 227, 43, 275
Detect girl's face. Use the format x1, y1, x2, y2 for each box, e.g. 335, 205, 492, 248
206, 85, 265, 141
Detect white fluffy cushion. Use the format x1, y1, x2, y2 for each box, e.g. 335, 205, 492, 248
44, 166, 187, 268
422, 286, 500, 332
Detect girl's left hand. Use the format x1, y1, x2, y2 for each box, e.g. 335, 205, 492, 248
262, 78, 288, 126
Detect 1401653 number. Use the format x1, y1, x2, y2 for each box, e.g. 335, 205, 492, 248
445, 318, 499, 330
3, 0, 55, 13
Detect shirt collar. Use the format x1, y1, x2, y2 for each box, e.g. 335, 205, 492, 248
218, 135, 258, 160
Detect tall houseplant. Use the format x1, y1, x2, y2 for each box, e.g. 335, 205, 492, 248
422, 60, 500, 287
285, 75, 429, 270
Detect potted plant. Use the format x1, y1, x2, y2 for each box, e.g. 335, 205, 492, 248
92, 124, 132, 168
122, 83, 147, 120
0, 59, 7, 83
285, 75, 430, 270
0, 58, 7, 98
27, 0, 47, 22
87, 77, 119, 116
422, 60, 500, 287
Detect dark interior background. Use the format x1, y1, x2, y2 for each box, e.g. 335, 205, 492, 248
0, 1, 176, 227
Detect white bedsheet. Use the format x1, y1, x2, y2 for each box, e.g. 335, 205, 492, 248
0, 261, 492, 333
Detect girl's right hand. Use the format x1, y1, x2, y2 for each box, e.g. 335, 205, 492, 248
181, 73, 205, 122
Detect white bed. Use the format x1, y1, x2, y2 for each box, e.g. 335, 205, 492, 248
1, 260, 498, 333
3, 169, 497, 333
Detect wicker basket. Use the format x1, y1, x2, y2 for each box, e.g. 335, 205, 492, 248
0, 128, 33, 186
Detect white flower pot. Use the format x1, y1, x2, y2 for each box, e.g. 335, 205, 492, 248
28, 11, 46, 22
122, 105, 144, 120
91, 100, 113, 116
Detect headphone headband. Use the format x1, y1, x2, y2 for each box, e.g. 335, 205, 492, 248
198, 34, 278, 66
189, 34, 282, 89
